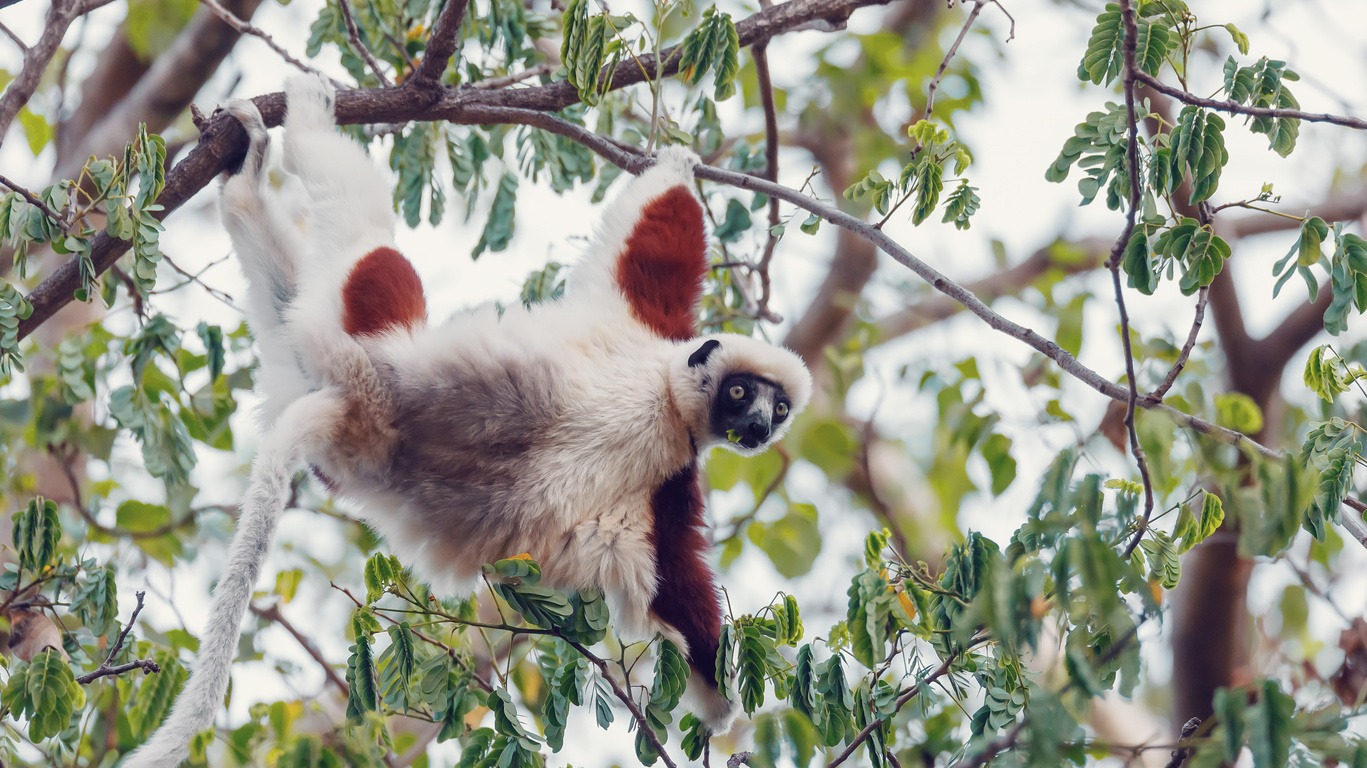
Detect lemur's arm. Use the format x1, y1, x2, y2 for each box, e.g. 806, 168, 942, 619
566, 148, 707, 341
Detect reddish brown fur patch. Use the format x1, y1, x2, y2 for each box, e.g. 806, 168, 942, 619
648, 462, 723, 687
342, 247, 427, 337
617, 186, 706, 341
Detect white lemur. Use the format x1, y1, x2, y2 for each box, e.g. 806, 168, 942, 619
126, 76, 811, 767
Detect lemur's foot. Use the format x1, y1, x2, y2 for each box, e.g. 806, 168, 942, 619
650, 145, 700, 183
217, 99, 270, 180
284, 75, 337, 132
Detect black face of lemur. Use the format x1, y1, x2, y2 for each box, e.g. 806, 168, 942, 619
710, 373, 791, 449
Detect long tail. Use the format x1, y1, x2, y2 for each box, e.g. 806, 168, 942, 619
123, 390, 341, 768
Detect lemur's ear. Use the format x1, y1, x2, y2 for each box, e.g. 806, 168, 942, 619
688, 339, 721, 368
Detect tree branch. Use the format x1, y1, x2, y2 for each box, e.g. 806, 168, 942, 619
336, 0, 393, 87
1114, 0, 1155, 561
751, 39, 781, 323
564, 639, 678, 768
410, 0, 469, 83
1149, 286, 1208, 401
1135, 71, 1367, 131
18, 0, 886, 340
198, 0, 329, 80
250, 602, 349, 695
0, 0, 113, 140
76, 590, 163, 684
872, 239, 1108, 345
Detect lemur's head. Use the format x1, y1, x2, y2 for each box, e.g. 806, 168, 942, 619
675, 335, 812, 455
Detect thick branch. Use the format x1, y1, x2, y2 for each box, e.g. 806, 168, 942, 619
19, 0, 886, 340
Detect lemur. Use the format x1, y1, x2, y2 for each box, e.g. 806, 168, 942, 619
126, 76, 811, 767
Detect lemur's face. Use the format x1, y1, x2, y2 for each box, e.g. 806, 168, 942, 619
709, 372, 792, 450
686, 337, 798, 454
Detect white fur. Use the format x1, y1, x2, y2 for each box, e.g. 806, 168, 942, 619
133, 75, 809, 764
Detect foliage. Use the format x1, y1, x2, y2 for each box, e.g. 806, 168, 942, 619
0, 0, 1364, 766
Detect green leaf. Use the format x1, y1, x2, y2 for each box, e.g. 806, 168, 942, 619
981, 433, 1017, 495
1214, 392, 1264, 434
941, 181, 981, 230
713, 198, 753, 243
346, 631, 379, 720
24, 650, 83, 741
910, 160, 944, 225
16, 108, 53, 157
1246, 680, 1294, 768
473, 173, 518, 259
13, 497, 60, 573
1224, 23, 1250, 55
750, 504, 821, 578
1303, 345, 1349, 402
73, 566, 118, 636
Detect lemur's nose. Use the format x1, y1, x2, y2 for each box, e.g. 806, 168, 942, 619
746, 420, 772, 443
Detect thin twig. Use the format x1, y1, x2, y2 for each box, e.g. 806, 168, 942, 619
0, 173, 66, 232
1149, 286, 1208, 401
330, 583, 496, 693
472, 63, 556, 89
76, 591, 163, 684
0, 20, 26, 52
336, 0, 393, 87
752, 41, 782, 323
198, 0, 332, 80
251, 602, 349, 694
1135, 71, 1367, 131
565, 638, 679, 768
925, 0, 985, 119
987, 0, 1015, 41
826, 653, 959, 766
1113, 0, 1156, 560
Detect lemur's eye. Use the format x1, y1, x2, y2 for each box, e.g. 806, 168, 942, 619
729, 385, 746, 400
775, 402, 789, 419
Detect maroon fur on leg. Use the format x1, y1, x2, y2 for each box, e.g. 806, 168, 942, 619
649, 461, 724, 688
616, 187, 707, 342
342, 247, 427, 337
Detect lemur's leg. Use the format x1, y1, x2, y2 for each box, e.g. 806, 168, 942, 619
564, 146, 705, 342
281, 75, 395, 258
219, 99, 314, 414
278, 75, 426, 387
